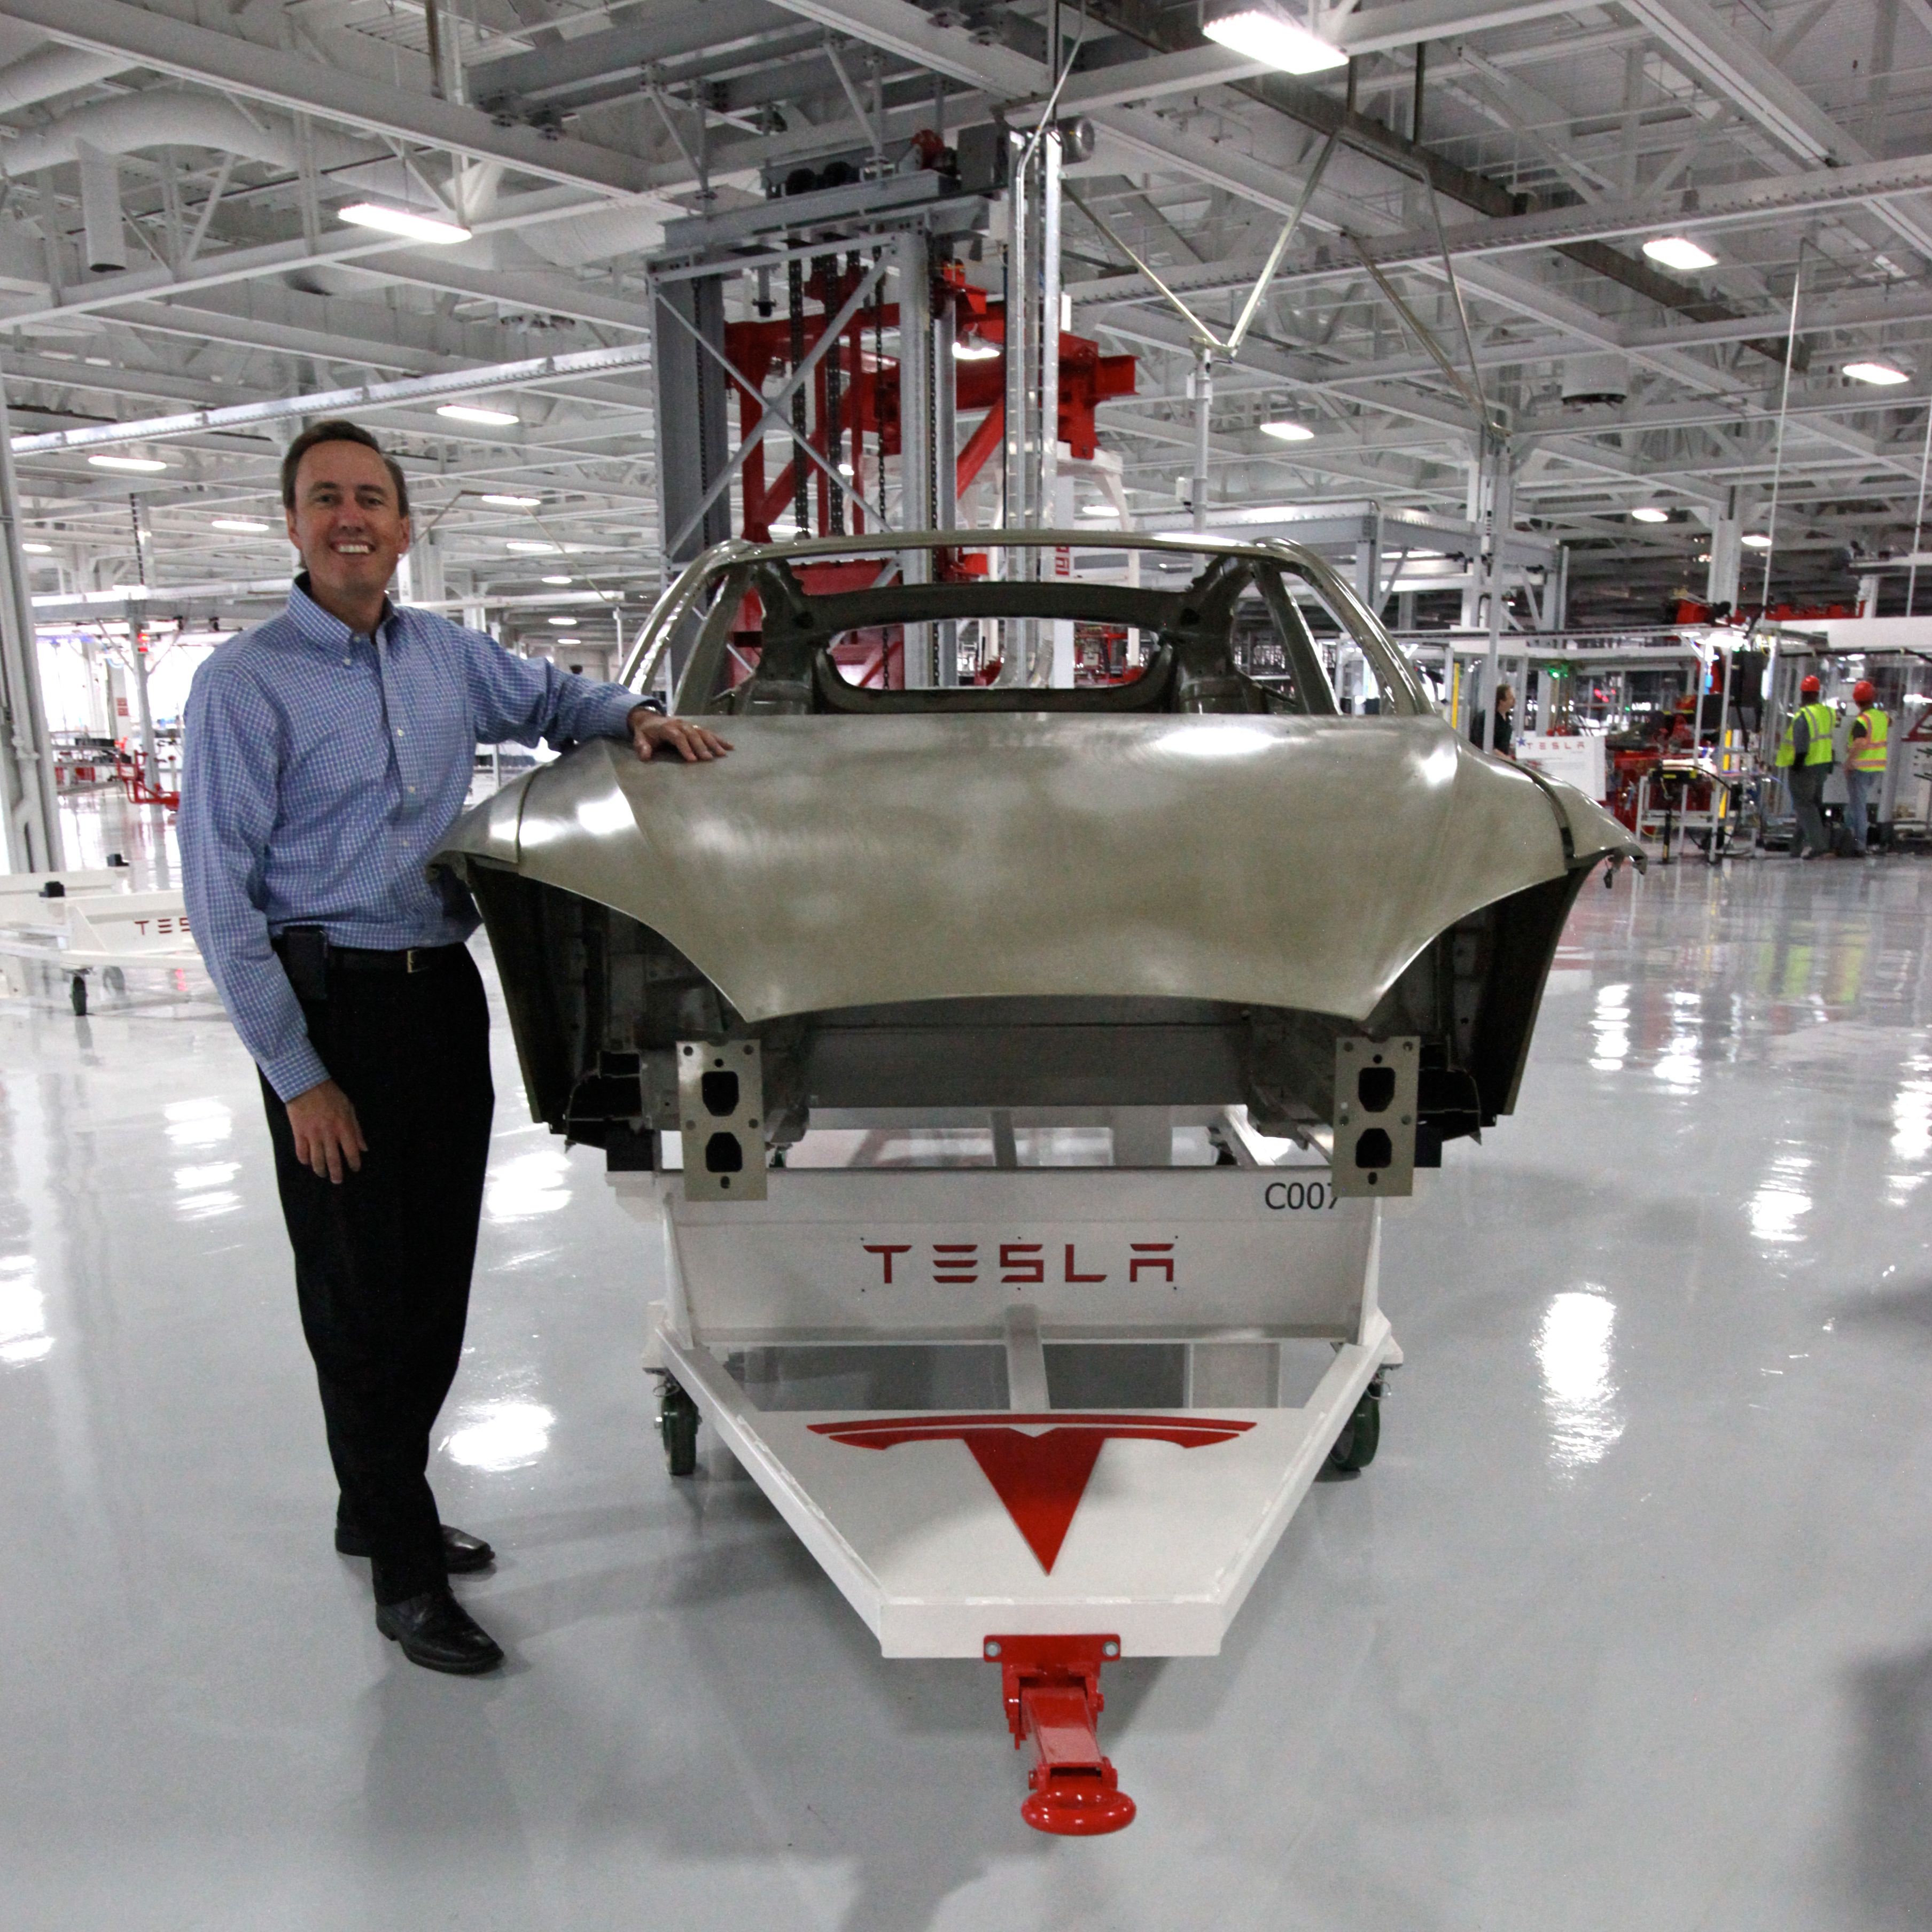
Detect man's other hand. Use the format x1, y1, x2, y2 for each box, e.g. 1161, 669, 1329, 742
287, 1078, 367, 1185
629, 709, 734, 763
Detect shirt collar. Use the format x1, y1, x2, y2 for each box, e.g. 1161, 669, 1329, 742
286, 573, 399, 653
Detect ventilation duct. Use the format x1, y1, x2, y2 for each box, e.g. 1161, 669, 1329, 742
4, 92, 373, 178
76, 141, 127, 273
1561, 352, 1629, 407
517, 201, 666, 267
0, 43, 129, 114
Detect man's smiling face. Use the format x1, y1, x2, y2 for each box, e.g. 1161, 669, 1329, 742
285, 439, 410, 622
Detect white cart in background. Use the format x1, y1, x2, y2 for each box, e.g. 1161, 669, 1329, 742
610, 1113, 1400, 1836
0, 869, 206, 1013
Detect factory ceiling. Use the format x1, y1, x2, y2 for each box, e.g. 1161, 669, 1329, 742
9, 0, 1932, 630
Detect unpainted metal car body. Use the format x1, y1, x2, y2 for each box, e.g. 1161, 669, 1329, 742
434, 532, 1641, 1177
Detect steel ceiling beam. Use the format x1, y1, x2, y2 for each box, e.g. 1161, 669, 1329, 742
0, 0, 663, 198
11, 342, 656, 455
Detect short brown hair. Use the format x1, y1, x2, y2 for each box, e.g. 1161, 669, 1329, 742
281, 419, 410, 518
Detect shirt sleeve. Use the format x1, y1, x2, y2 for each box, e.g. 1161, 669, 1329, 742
180, 660, 331, 1101
457, 620, 640, 748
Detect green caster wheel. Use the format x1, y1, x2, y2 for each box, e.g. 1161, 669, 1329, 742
658, 1377, 699, 1478
1327, 1379, 1382, 1474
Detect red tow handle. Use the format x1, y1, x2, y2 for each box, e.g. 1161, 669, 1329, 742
984, 1634, 1136, 1836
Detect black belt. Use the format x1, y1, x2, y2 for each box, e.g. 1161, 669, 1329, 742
328, 942, 466, 975
274, 929, 465, 999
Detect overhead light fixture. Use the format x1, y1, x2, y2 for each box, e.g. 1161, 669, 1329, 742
1845, 359, 1910, 386
1079, 502, 1120, 516
548, 615, 578, 627
1741, 532, 1773, 549
438, 403, 519, 426
505, 538, 561, 554
210, 517, 270, 533
1202, 4, 1347, 74
1630, 507, 1670, 524
1259, 419, 1315, 441
89, 454, 167, 473
339, 201, 471, 245
541, 573, 572, 585
479, 492, 542, 507
952, 337, 1000, 361
21, 541, 51, 554
1641, 235, 1717, 272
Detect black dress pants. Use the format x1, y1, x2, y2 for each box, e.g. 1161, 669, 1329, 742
261, 948, 494, 1604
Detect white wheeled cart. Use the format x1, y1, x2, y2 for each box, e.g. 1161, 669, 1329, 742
0, 869, 206, 1013
609, 1125, 1400, 1835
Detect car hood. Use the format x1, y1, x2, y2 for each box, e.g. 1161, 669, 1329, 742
437, 713, 1638, 1024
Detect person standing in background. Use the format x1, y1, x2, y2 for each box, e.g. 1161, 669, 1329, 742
1470, 682, 1516, 758
1845, 678, 1889, 855
1776, 673, 1835, 860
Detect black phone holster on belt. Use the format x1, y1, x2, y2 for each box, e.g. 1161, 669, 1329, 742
278, 925, 329, 1002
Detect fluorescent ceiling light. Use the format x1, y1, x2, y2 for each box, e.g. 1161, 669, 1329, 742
1202, 5, 1347, 74
89, 454, 167, 472
1741, 532, 1773, 549
505, 539, 561, 553
338, 201, 471, 245
1630, 507, 1670, 524
21, 541, 51, 554
952, 338, 1000, 361
1641, 235, 1717, 272
1845, 359, 1910, 385
438, 403, 519, 426
541, 573, 572, 584
1079, 502, 1120, 516
1259, 419, 1315, 441
210, 517, 270, 533
479, 492, 542, 507
548, 615, 577, 627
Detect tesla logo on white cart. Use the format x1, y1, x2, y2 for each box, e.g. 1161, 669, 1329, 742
859, 1241, 1178, 1288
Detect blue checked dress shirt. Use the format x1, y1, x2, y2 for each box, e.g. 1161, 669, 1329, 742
182, 578, 641, 1101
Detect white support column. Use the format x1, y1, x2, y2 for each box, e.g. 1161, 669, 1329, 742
0, 379, 63, 874
933, 269, 960, 686
130, 633, 159, 796
895, 231, 934, 687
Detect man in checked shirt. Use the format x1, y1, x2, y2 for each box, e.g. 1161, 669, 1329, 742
182, 420, 731, 1675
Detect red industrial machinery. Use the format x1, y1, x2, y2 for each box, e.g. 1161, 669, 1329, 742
716, 270, 1133, 692
724, 262, 1134, 547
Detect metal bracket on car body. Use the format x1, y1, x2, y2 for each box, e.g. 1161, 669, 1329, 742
677, 1038, 767, 1201
1331, 1036, 1419, 1197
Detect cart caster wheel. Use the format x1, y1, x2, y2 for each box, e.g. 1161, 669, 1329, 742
1327, 1381, 1382, 1474
69, 976, 87, 1017
658, 1377, 699, 1478
104, 967, 126, 995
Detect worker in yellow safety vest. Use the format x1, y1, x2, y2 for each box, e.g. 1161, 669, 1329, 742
1845, 677, 1889, 855
1774, 673, 1835, 859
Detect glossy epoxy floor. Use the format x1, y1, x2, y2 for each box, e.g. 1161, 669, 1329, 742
6, 852, 1932, 1931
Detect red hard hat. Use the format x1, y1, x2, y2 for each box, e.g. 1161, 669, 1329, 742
1800, 674, 1822, 696
1854, 679, 1876, 705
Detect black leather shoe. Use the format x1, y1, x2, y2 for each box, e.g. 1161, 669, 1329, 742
336, 1522, 496, 1573
375, 1589, 505, 1674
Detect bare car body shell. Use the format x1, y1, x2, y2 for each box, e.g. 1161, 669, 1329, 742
435, 531, 1641, 1168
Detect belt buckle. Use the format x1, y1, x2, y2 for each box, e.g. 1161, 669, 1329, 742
406, 947, 425, 974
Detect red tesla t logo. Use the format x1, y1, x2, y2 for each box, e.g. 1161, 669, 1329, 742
809, 1414, 1254, 1571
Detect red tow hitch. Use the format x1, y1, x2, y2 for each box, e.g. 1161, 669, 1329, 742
985, 1634, 1136, 1836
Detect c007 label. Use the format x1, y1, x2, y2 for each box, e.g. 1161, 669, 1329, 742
1263, 1178, 1336, 1212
